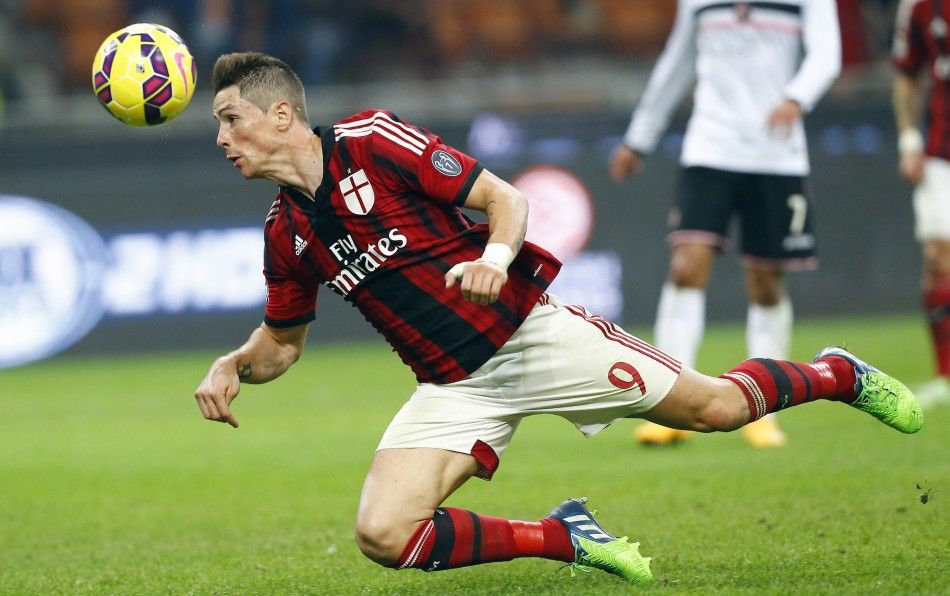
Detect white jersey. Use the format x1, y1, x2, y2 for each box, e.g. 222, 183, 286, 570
623, 0, 841, 176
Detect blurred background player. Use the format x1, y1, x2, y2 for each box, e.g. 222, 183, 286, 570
892, 0, 950, 407
608, 0, 841, 447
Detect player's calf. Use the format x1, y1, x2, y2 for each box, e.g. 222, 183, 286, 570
390, 506, 574, 571
692, 390, 749, 432
721, 354, 855, 422
718, 349, 923, 433
386, 500, 651, 584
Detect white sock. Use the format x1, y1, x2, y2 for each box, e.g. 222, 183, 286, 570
746, 296, 793, 360
654, 282, 705, 369
746, 297, 793, 423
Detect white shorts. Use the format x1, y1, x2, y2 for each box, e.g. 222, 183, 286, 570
376, 294, 682, 479
914, 158, 950, 241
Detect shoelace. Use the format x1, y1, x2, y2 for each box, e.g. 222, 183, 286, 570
565, 560, 593, 577
856, 374, 899, 410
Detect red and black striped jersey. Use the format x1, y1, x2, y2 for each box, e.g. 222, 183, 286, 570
262, 109, 561, 383
893, 0, 950, 159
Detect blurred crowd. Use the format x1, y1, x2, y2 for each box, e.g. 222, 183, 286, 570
0, 0, 909, 103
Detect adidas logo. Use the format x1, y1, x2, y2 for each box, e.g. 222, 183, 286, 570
294, 234, 308, 256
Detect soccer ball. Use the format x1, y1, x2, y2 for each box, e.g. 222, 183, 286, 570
91, 23, 197, 127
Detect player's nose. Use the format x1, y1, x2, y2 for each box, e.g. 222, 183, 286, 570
216, 126, 230, 149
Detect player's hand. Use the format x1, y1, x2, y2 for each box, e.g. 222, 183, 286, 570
899, 151, 925, 185
766, 99, 802, 138
194, 358, 241, 428
445, 260, 508, 304
608, 144, 644, 183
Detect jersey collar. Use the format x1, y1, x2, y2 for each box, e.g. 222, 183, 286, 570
314, 125, 336, 206
281, 126, 336, 211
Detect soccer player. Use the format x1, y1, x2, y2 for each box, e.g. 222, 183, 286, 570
608, 0, 841, 447
195, 52, 921, 584
893, 0, 950, 407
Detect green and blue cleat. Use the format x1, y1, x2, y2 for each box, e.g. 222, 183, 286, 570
548, 497, 653, 584
815, 347, 923, 434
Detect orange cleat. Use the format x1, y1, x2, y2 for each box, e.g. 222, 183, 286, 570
633, 422, 693, 445
741, 415, 787, 448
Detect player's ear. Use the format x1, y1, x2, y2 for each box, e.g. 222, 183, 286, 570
272, 100, 294, 131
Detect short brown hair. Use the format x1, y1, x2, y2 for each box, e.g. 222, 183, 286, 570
212, 52, 309, 124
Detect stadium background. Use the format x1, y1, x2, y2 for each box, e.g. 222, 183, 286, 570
0, 0, 917, 365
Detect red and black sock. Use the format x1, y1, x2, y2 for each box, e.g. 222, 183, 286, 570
394, 507, 574, 571
721, 356, 857, 422
924, 278, 950, 377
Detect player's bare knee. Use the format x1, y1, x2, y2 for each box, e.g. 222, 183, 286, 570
930, 259, 950, 279
926, 240, 950, 272
353, 516, 404, 566
668, 244, 714, 287
668, 261, 707, 288
669, 264, 706, 288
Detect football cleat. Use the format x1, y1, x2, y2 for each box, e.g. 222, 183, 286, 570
814, 347, 923, 434
633, 421, 693, 446
548, 497, 653, 584
741, 415, 787, 448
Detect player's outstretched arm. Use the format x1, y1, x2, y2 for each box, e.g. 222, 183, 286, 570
445, 170, 526, 304
194, 322, 309, 427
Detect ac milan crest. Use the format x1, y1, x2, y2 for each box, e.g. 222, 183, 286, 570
339, 169, 375, 215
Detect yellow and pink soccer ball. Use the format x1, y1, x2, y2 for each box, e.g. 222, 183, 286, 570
91, 23, 196, 126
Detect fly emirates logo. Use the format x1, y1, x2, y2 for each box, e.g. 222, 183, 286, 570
325, 229, 408, 296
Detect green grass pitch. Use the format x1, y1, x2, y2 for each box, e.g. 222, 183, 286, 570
1, 313, 947, 594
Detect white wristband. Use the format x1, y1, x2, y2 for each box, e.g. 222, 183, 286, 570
899, 128, 924, 155
481, 243, 514, 269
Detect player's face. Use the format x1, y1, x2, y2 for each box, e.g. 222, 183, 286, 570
212, 86, 275, 179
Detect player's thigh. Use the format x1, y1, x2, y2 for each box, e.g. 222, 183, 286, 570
357, 448, 478, 536
915, 158, 950, 246
739, 174, 817, 269
375, 381, 519, 481
511, 297, 682, 431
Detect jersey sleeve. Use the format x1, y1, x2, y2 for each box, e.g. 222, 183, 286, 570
623, 0, 698, 154
892, 0, 927, 74
417, 139, 484, 206
783, 0, 841, 112
356, 110, 483, 206
262, 230, 317, 328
